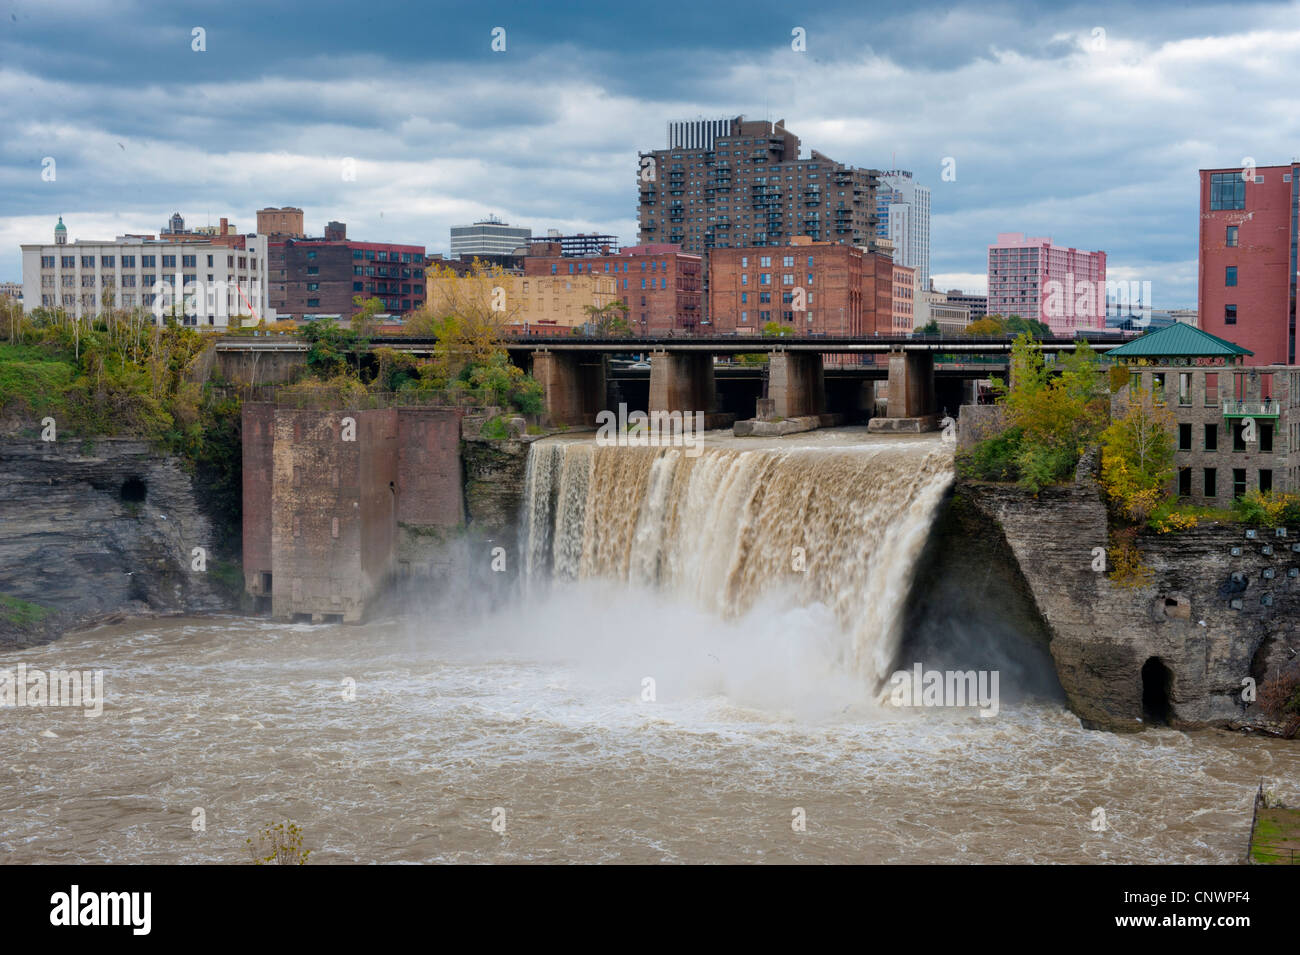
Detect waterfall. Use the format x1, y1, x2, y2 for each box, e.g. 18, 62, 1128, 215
521, 434, 954, 686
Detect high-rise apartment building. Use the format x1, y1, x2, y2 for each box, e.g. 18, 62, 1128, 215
450, 216, 531, 258
637, 116, 881, 255
1198, 162, 1299, 366
876, 170, 931, 293
987, 233, 1107, 333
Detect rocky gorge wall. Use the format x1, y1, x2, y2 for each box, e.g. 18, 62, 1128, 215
0, 438, 233, 645
953, 459, 1300, 734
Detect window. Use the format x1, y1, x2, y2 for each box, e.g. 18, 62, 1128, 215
782, 274, 794, 285
741, 256, 748, 267
142, 274, 155, 287
741, 274, 748, 285
1225, 266, 1237, 287
227, 255, 234, 267
1233, 468, 1247, 498
760, 256, 771, 267
783, 256, 794, 267
807, 256, 814, 267
1226, 226, 1238, 247
1178, 423, 1192, 451
61, 256, 75, 268
1204, 372, 1218, 405
1178, 467, 1192, 497
81, 256, 94, 268
1178, 372, 1192, 405
162, 255, 176, 268
122, 255, 135, 268
1204, 468, 1217, 497
307, 298, 320, 307
182, 255, 196, 268
307, 266, 319, 275
1260, 469, 1273, 493
1232, 421, 1247, 452
307, 283, 319, 291
807, 273, 814, 285
741, 311, 748, 323
207, 255, 214, 266
1204, 423, 1218, 450
1209, 173, 1246, 210
760, 273, 771, 285
41, 255, 55, 268
352, 282, 363, 292
141, 255, 155, 268
760, 292, 772, 304
1225, 304, 1237, 325
1260, 422, 1274, 454
741, 292, 748, 304
101, 256, 114, 267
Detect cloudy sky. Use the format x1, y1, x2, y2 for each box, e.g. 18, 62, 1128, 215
4, 0, 1299, 306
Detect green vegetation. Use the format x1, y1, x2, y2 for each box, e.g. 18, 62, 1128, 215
0, 594, 52, 628
957, 335, 1107, 493
581, 300, 632, 337
964, 313, 1052, 339
246, 821, 311, 865
1231, 489, 1300, 526
1099, 385, 1177, 524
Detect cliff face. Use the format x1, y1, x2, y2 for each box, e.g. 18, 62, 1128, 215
0, 438, 231, 644
959, 465, 1300, 733
461, 435, 531, 555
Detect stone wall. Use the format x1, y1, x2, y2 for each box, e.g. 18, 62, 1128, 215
0, 438, 230, 644
960, 466, 1300, 733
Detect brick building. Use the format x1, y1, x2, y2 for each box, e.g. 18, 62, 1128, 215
707, 236, 897, 335
523, 243, 702, 334
892, 263, 916, 332
242, 404, 464, 621
1108, 323, 1297, 505
424, 270, 619, 331
1197, 162, 1299, 366
257, 207, 305, 238
267, 221, 425, 321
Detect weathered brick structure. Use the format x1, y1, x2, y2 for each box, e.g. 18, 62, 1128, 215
242, 404, 464, 621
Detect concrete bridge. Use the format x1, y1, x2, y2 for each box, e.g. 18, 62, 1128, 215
214, 334, 1119, 430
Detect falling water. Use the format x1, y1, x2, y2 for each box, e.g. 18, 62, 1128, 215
522, 431, 955, 686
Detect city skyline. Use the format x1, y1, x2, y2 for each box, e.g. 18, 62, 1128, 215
4, 1, 1300, 306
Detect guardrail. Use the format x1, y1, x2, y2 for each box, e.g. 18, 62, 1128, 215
1222, 400, 1282, 417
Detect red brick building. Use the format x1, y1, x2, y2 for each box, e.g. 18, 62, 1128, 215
268, 221, 425, 321
1198, 162, 1299, 366
708, 236, 898, 335
523, 242, 702, 334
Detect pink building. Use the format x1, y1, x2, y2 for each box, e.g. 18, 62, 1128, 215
987, 233, 1106, 334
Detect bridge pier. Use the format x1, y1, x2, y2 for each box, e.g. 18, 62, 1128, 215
532, 351, 606, 427
868, 350, 939, 433
768, 351, 825, 418
648, 351, 716, 415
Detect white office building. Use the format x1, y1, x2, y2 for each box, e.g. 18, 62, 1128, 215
21, 217, 269, 329
449, 215, 531, 258
876, 170, 932, 295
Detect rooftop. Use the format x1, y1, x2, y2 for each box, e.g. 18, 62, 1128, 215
1107, 322, 1253, 358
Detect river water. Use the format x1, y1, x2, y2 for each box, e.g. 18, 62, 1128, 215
0, 430, 1294, 863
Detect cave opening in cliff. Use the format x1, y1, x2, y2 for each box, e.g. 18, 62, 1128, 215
1141, 657, 1173, 725
120, 476, 147, 503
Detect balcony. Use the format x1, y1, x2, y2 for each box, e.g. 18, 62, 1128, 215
1223, 400, 1281, 418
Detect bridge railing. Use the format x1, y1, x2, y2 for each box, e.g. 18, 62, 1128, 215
210, 382, 480, 410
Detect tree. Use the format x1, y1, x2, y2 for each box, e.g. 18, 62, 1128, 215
1100, 383, 1177, 522
583, 300, 631, 336
964, 316, 1006, 337
762, 321, 793, 337
917, 319, 940, 335
300, 317, 353, 379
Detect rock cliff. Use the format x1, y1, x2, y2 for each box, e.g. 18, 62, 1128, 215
0, 438, 232, 645
956, 462, 1299, 734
